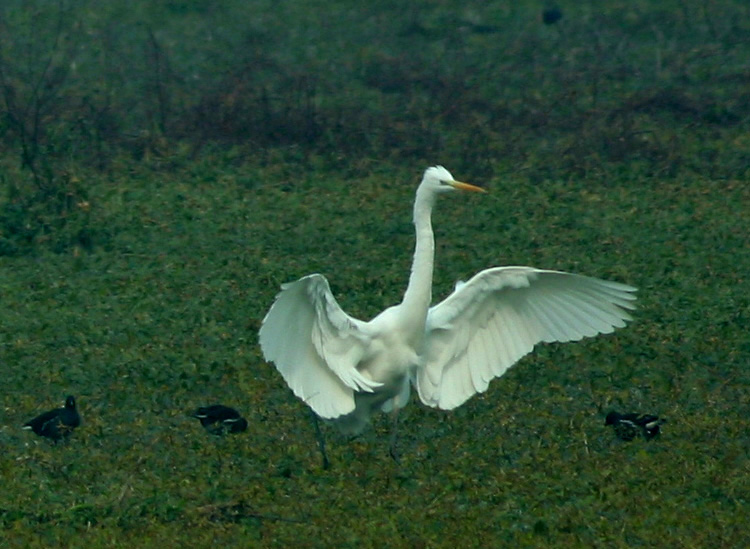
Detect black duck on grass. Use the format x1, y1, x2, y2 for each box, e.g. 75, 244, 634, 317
605, 411, 664, 441
23, 395, 81, 442
542, 7, 563, 25
192, 405, 248, 435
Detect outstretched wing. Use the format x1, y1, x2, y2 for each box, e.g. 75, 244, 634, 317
259, 274, 380, 419
416, 267, 637, 410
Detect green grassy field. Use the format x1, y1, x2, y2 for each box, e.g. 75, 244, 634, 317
2, 1, 749, 547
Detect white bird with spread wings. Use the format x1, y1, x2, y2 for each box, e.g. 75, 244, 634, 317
259, 166, 636, 436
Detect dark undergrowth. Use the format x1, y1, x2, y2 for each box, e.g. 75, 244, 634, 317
1, 0, 749, 256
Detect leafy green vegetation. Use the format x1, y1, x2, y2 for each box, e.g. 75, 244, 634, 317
2, 0, 749, 546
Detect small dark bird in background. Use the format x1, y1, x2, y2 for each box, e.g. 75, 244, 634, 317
192, 405, 248, 435
605, 412, 665, 441
542, 7, 563, 25
23, 395, 81, 442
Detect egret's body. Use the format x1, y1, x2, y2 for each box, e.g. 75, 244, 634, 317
260, 166, 636, 438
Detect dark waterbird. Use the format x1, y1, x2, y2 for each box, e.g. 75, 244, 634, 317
192, 405, 248, 435
23, 395, 81, 442
542, 8, 563, 25
605, 411, 665, 441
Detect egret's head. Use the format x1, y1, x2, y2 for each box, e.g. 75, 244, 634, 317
420, 166, 485, 195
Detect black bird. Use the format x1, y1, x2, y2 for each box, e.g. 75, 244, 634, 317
605, 412, 664, 441
542, 7, 563, 25
192, 405, 247, 435
23, 395, 81, 442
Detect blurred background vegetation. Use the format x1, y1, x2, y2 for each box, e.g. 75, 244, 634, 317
1, 0, 749, 546
1, 0, 748, 256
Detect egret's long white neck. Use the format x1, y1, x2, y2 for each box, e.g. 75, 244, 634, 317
401, 184, 436, 322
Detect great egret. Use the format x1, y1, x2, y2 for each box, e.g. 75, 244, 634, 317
23, 395, 81, 442
259, 166, 636, 450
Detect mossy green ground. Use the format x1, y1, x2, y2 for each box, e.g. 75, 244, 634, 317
2, 1, 749, 547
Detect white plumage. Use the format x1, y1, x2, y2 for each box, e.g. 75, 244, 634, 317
259, 166, 636, 434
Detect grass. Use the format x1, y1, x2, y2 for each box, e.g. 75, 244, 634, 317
2, 0, 750, 547
2, 163, 748, 547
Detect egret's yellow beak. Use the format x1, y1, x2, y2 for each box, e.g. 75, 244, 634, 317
450, 180, 487, 193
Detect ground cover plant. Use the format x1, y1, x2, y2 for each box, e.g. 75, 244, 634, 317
1, 0, 749, 546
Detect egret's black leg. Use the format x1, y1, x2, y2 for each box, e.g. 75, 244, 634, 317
388, 408, 401, 464
310, 409, 330, 470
